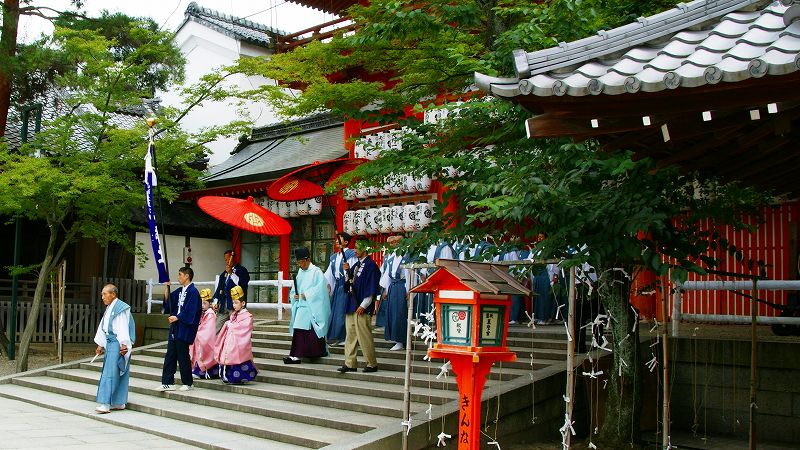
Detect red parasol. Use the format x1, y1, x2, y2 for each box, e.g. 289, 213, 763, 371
267, 177, 325, 202
198, 195, 291, 235
267, 158, 367, 201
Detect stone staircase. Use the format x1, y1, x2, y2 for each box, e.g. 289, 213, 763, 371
0, 320, 570, 449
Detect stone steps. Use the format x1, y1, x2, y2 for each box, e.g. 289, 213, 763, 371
0, 383, 309, 450
0, 318, 571, 449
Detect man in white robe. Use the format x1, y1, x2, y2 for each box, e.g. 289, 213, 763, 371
94, 284, 135, 414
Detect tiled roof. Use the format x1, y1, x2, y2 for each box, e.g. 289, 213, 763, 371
182, 2, 287, 48
476, 0, 800, 97
202, 114, 347, 186
3, 89, 154, 150
131, 200, 229, 235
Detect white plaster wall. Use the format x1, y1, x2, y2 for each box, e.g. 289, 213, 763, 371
134, 232, 229, 284
161, 20, 285, 166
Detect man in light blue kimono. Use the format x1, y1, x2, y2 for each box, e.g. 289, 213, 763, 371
94, 284, 135, 414
285, 247, 332, 364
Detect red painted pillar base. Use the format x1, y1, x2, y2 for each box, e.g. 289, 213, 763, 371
428, 350, 515, 449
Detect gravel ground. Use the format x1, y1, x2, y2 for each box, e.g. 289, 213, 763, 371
0, 343, 96, 377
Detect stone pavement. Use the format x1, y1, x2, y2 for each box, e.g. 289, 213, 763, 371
0, 396, 193, 450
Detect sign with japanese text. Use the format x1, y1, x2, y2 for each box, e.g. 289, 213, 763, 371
442, 304, 472, 346
479, 305, 504, 346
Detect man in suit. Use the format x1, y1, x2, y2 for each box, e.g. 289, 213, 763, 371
213, 249, 250, 332
338, 238, 380, 373
159, 266, 202, 391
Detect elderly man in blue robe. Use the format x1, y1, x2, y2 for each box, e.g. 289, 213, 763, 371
94, 284, 135, 414
285, 247, 332, 364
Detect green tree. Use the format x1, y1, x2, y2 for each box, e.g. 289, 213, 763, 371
0, 17, 203, 373
223, 0, 766, 446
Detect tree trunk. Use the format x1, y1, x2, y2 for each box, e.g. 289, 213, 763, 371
595, 265, 642, 447
0, 0, 21, 137
14, 225, 58, 372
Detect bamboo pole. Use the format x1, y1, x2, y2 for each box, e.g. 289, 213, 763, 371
401, 283, 415, 450
749, 278, 758, 450
661, 280, 671, 449
58, 261, 66, 364
563, 266, 577, 449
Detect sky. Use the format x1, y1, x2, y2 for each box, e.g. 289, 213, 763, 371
18, 0, 332, 43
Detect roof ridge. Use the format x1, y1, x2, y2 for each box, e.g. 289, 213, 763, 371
185, 1, 286, 37
248, 113, 344, 142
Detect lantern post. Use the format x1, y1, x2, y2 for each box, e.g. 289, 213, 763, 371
412, 259, 525, 450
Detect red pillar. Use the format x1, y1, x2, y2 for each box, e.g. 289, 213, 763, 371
428, 351, 515, 450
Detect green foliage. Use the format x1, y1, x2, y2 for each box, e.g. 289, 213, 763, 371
0, 12, 201, 259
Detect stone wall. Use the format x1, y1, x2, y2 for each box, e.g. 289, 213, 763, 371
669, 336, 800, 444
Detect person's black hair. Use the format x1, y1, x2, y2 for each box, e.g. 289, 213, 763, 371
179, 266, 194, 281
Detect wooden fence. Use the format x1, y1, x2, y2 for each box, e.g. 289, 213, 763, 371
1, 277, 149, 344
1, 301, 100, 343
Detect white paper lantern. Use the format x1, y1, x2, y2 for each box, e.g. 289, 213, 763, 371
389, 179, 404, 195
378, 206, 392, 234
353, 209, 367, 235
355, 187, 368, 199
403, 175, 417, 193
364, 208, 380, 235
343, 210, 356, 236
415, 175, 432, 192
266, 198, 277, 214
308, 196, 323, 215
442, 166, 459, 178
403, 203, 418, 232
343, 187, 355, 200
288, 201, 299, 217
296, 199, 309, 215
354, 140, 365, 159
278, 201, 289, 218
363, 185, 377, 198
390, 205, 405, 232
417, 202, 432, 230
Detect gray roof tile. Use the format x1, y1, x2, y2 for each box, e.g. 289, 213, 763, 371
476, 0, 800, 98
180, 2, 287, 48
203, 114, 348, 186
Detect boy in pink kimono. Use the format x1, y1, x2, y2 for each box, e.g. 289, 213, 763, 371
214, 285, 258, 384
190, 288, 219, 379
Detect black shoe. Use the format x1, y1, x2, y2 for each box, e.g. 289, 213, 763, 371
362, 366, 378, 373
337, 365, 356, 373
283, 357, 301, 364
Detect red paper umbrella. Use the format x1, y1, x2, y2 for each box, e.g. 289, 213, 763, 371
267, 177, 325, 202
267, 158, 367, 201
198, 195, 291, 236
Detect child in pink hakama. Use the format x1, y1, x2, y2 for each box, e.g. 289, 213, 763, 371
214, 286, 258, 384
190, 288, 219, 379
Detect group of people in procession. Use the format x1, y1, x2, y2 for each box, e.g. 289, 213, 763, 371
93, 230, 599, 413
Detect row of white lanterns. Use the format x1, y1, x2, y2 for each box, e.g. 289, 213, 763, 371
256, 196, 323, 217
343, 202, 433, 236
343, 175, 432, 200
